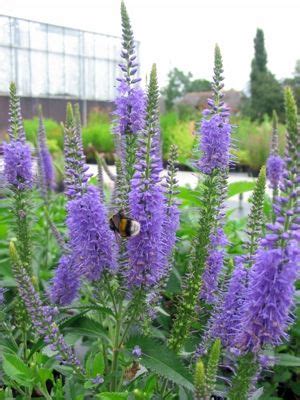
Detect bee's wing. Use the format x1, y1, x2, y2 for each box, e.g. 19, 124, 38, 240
109, 212, 121, 231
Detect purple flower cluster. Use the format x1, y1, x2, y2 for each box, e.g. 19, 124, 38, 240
11, 248, 83, 373
51, 186, 116, 305
127, 175, 165, 287
200, 228, 227, 303
230, 91, 300, 353
37, 113, 55, 193
236, 245, 299, 352
132, 345, 142, 358
114, 80, 146, 137
113, 2, 146, 163
210, 262, 248, 348
3, 140, 33, 191
266, 110, 284, 190
126, 66, 167, 288
267, 155, 284, 189
50, 255, 81, 306
197, 114, 231, 175
160, 203, 180, 273
67, 186, 116, 281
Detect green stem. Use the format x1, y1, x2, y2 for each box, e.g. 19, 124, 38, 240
104, 274, 118, 316
38, 385, 52, 400
110, 300, 123, 391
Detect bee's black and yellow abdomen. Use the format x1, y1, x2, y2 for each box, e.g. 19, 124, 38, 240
119, 218, 130, 237
109, 210, 140, 238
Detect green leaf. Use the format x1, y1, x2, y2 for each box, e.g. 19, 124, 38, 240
86, 352, 105, 377
64, 377, 85, 400
2, 353, 34, 387
275, 354, 300, 366
0, 337, 18, 354
227, 181, 256, 198
93, 352, 105, 376
127, 336, 194, 392
63, 317, 110, 342
96, 393, 129, 400
37, 368, 53, 386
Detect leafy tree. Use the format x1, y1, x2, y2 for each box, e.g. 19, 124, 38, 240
187, 79, 211, 93
283, 60, 300, 109
162, 68, 210, 110
249, 29, 284, 120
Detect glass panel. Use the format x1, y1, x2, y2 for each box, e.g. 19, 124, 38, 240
0, 48, 11, 92
31, 51, 47, 96
0, 16, 11, 45
65, 55, 80, 97
94, 35, 108, 59
14, 19, 30, 48
95, 59, 109, 100
48, 53, 64, 95
108, 37, 121, 61
29, 22, 47, 50
48, 25, 64, 53
17, 49, 31, 95
64, 28, 80, 55
83, 32, 94, 57
84, 58, 95, 99
107, 61, 118, 101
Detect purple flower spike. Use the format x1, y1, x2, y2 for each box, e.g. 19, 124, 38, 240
267, 155, 284, 189
210, 262, 248, 348
236, 244, 299, 352
3, 140, 33, 191
114, 81, 146, 137
200, 228, 227, 303
197, 114, 231, 175
127, 183, 164, 287
10, 243, 83, 374
50, 255, 81, 306
37, 110, 55, 194
127, 65, 165, 288
67, 186, 116, 281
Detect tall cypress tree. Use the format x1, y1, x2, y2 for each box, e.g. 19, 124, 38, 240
249, 29, 284, 120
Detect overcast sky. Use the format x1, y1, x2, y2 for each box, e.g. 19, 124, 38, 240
1, 0, 299, 91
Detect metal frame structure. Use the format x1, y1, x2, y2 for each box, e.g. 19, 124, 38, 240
0, 15, 139, 102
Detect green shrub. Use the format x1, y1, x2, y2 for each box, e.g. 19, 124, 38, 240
82, 112, 114, 155
232, 116, 286, 172
24, 117, 63, 150
160, 112, 196, 164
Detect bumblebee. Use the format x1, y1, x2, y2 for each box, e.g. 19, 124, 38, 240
109, 210, 140, 238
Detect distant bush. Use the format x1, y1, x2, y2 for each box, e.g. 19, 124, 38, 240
22, 112, 284, 171
231, 116, 285, 172
82, 112, 115, 161
24, 117, 63, 150
160, 112, 196, 164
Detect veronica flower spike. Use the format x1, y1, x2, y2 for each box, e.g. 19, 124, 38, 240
169, 45, 232, 352
37, 105, 55, 200
127, 64, 165, 288
50, 104, 116, 305
3, 83, 33, 272
266, 110, 284, 201
114, 1, 146, 184
228, 88, 299, 400
10, 242, 84, 376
